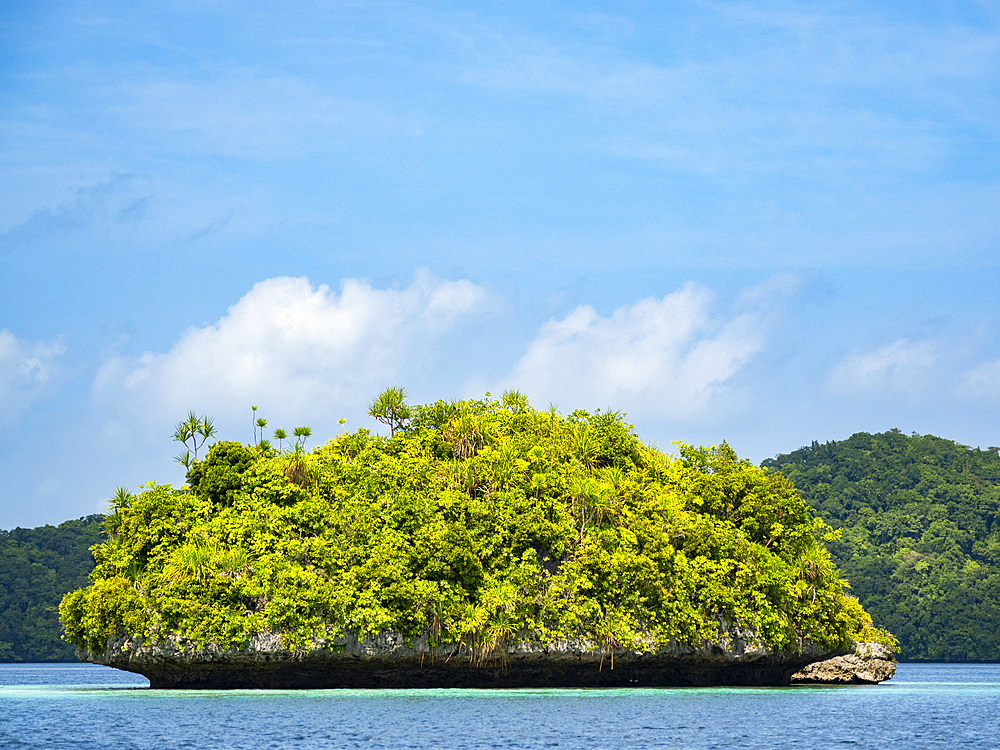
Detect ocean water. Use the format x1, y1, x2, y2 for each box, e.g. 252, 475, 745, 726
1, 663, 998, 749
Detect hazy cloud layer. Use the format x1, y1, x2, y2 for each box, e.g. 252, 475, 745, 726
458, 5, 999, 179
0, 330, 65, 426
957, 359, 1000, 404
825, 336, 1000, 407
110, 75, 416, 161
1, 174, 149, 239
827, 339, 938, 399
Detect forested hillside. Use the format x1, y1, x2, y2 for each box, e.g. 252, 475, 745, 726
765, 431, 1000, 662
0, 516, 104, 661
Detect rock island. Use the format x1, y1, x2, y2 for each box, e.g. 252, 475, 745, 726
61, 391, 896, 688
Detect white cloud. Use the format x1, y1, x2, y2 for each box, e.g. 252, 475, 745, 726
826, 339, 937, 398
94, 271, 492, 430
0, 330, 65, 425
501, 281, 777, 421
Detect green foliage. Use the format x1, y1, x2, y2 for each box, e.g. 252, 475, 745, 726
764, 431, 1000, 661
273, 428, 288, 451
368, 386, 412, 435
0, 516, 104, 661
173, 411, 217, 467
186, 441, 259, 507
60, 395, 884, 662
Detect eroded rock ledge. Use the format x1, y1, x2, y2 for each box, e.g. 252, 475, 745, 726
791, 641, 896, 685
80, 628, 855, 689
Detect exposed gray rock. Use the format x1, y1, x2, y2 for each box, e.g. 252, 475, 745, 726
791, 641, 896, 684
79, 626, 849, 689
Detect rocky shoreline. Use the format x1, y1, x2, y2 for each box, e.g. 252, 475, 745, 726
791, 641, 897, 685
78, 628, 892, 689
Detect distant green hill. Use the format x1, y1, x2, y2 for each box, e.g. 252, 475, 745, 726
764, 431, 1000, 662
0, 516, 104, 661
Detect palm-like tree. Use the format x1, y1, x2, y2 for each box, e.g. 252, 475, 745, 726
501, 389, 528, 413
164, 542, 215, 584
292, 426, 311, 450
569, 423, 598, 468
173, 411, 217, 465
273, 428, 288, 452
103, 486, 134, 538
368, 386, 411, 435
443, 411, 484, 459
283, 427, 313, 486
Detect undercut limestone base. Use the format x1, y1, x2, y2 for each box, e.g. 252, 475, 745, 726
77, 629, 873, 689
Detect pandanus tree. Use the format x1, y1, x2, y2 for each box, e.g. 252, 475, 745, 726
103, 486, 134, 539
173, 412, 217, 468
368, 386, 411, 435
285, 426, 314, 486
292, 426, 312, 450
250, 405, 271, 445
273, 428, 288, 452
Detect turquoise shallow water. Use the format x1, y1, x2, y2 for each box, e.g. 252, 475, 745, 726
1, 663, 998, 749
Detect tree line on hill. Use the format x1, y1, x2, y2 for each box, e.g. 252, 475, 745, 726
764, 430, 1000, 661
2, 428, 999, 662
0, 515, 104, 661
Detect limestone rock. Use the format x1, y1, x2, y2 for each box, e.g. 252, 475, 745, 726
80, 626, 849, 689
791, 641, 896, 684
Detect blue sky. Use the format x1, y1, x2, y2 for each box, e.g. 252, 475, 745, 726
1, 1, 998, 528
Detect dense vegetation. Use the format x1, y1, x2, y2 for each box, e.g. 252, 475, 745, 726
0, 516, 103, 661
59, 392, 885, 662
764, 431, 1000, 662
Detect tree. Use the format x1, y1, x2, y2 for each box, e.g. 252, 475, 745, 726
103, 487, 134, 538
273, 428, 288, 452
368, 386, 411, 435
173, 412, 217, 466
186, 441, 257, 506
292, 426, 312, 450
285, 427, 313, 487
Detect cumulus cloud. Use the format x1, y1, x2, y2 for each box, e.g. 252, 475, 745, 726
94, 271, 492, 430
0, 330, 65, 425
501, 280, 781, 421
826, 339, 937, 398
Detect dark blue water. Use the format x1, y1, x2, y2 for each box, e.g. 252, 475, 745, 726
1, 663, 998, 749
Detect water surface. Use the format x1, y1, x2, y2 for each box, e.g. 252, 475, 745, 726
2, 663, 998, 749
